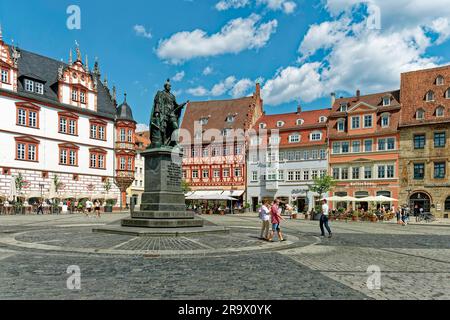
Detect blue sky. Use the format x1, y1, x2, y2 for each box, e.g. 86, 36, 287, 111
1, 0, 450, 130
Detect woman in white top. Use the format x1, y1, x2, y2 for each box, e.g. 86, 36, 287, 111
259, 200, 271, 240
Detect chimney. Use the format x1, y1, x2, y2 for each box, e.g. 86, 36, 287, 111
297, 103, 302, 114
356, 89, 360, 100
331, 92, 336, 107
255, 82, 261, 99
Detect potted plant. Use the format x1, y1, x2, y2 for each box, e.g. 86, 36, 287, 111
352, 211, 359, 221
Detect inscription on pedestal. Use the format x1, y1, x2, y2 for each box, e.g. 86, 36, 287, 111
168, 162, 181, 188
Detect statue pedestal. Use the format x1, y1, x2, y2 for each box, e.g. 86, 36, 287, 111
93, 147, 228, 237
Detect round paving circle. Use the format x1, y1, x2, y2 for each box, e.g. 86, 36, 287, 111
0, 225, 319, 257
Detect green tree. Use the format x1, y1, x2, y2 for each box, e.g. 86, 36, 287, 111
103, 178, 112, 193
15, 173, 25, 193
308, 175, 337, 203
181, 180, 191, 193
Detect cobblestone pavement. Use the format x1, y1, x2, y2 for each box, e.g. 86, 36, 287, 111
0, 213, 449, 299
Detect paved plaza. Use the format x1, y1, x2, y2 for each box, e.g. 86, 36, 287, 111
0, 213, 449, 300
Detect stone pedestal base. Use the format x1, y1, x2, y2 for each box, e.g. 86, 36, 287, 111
94, 147, 229, 237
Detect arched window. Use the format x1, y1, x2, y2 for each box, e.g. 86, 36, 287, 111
296, 119, 304, 126
436, 75, 444, 86
446, 88, 450, 99
277, 121, 285, 128
416, 109, 425, 120
445, 196, 450, 211
426, 91, 435, 102
319, 116, 327, 123
436, 106, 445, 117
259, 123, 266, 129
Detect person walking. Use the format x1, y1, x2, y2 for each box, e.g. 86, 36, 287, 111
396, 206, 401, 224
259, 200, 271, 240
320, 199, 332, 238
37, 200, 44, 215
85, 199, 93, 217
414, 204, 419, 222
94, 200, 101, 218
268, 199, 285, 242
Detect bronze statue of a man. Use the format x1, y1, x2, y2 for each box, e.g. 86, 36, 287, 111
149, 79, 188, 148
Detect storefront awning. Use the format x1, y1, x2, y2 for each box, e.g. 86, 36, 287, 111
221, 190, 245, 197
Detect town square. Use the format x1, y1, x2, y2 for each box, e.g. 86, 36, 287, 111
0, 0, 449, 302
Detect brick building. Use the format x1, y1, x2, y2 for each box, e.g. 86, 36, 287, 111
399, 66, 450, 218
328, 90, 401, 211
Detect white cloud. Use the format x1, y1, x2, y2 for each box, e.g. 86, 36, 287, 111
172, 71, 185, 82
257, 0, 297, 14
203, 66, 214, 75
215, 0, 249, 11
136, 123, 149, 133
156, 14, 277, 63
186, 86, 209, 96
186, 76, 256, 98
262, 1, 449, 106
133, 25, 152, 39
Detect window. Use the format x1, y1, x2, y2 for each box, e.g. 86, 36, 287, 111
223, 168, 229, 177
378, 139, 386, 151
312, 150, 318, 159
277, 121, 285, 128
414, 134, 425, 149
414, 163, 425, 180
436, 76, 444, 85
191, 148, 198, 157
436, 106, 445, 117
80, 91, 86, 104
434, 162, 446, 179
270, 136, 280, 145
387, 165, 395, 178
426, 91, 435, 101
319, 116, 327, 123
445, 197, 450, 211
352, 141, 361, 153
310, 132, 322, 141
202, 169, 209, 179
364, 167, 372, 179
351, 116, 360, 129
128, 130, 133, 143
341, 168, 349, 180
202, 148, 209, 157
303, 150, 310, 160
1, 69, 8, 83
416, 109, 425, 120
320, 170, 327, 178
127, 157, 133, 171
342, 142, 349, 153
192, 170, 199, 179
381, 114, 389, 127
25, 79, 34, 92
90, 120, 107, 140
226, 115, 235, 123
234, 167, 241, 177
259, 123, 266, 129
16, 104, 40, 128
383, 96, 391, 106
289, 134, 300, 143
288, 171, 294, 181
320, 149, 326, 159
332, 142, 340, 154
72, 89, 78, 102
352, 167, 360, 180
278, 170, 284, 181
387, 138, 395, 150
364, 139, 373, 152
378, 165, 386, 179
35, 82, 44, 95
446, 89, 450, 99
434, 132, 446, 148
15, 137, 39, 162
332, 168, 340, 180
222, 128, 231, 136
89, 149, 107, 169
312, 170, 318, 180
337, 120, 345, 132
296, 119, 304, 125
200, 117, 208, 125
59, 144, 78, 166
120, 129, 126, 142
339, 103, 348, 112
251, 171, 258, 181
364, 115, 373, 128
303, 171, 309, 181
58, 113, 78, 135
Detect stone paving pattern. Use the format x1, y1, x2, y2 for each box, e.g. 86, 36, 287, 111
0, 213, 449, 299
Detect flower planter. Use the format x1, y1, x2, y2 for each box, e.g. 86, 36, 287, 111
351, 216, 358, 221
292, 214, 297, 219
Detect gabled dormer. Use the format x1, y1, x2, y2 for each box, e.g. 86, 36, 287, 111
0, 25, 18, 92
58, 45, 98, 111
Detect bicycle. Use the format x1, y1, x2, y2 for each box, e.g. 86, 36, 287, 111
417, 213, 436, 223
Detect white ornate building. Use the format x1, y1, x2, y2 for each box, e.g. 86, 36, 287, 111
0, 26, 136, 206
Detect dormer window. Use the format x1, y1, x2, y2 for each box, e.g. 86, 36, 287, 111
339, 103, 348, 112
381, 113, 390, 127
1, 69, 9, 83
337, 119, 345, 132
25, 79, 34, 92
277, 121, 285, 128
416, 109, 425, 120
226, 115, 235, 123
35, 82, 44, 95
426, 91, 435, 102
24, 79, 44, 95
259, 123, 267, 129
436, 76, 444, 85
319, 116, 327, 123
200, 117, 209, 125
296, 119, 304, 126
383, 96, 391, 106
436, 106, 445, 117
